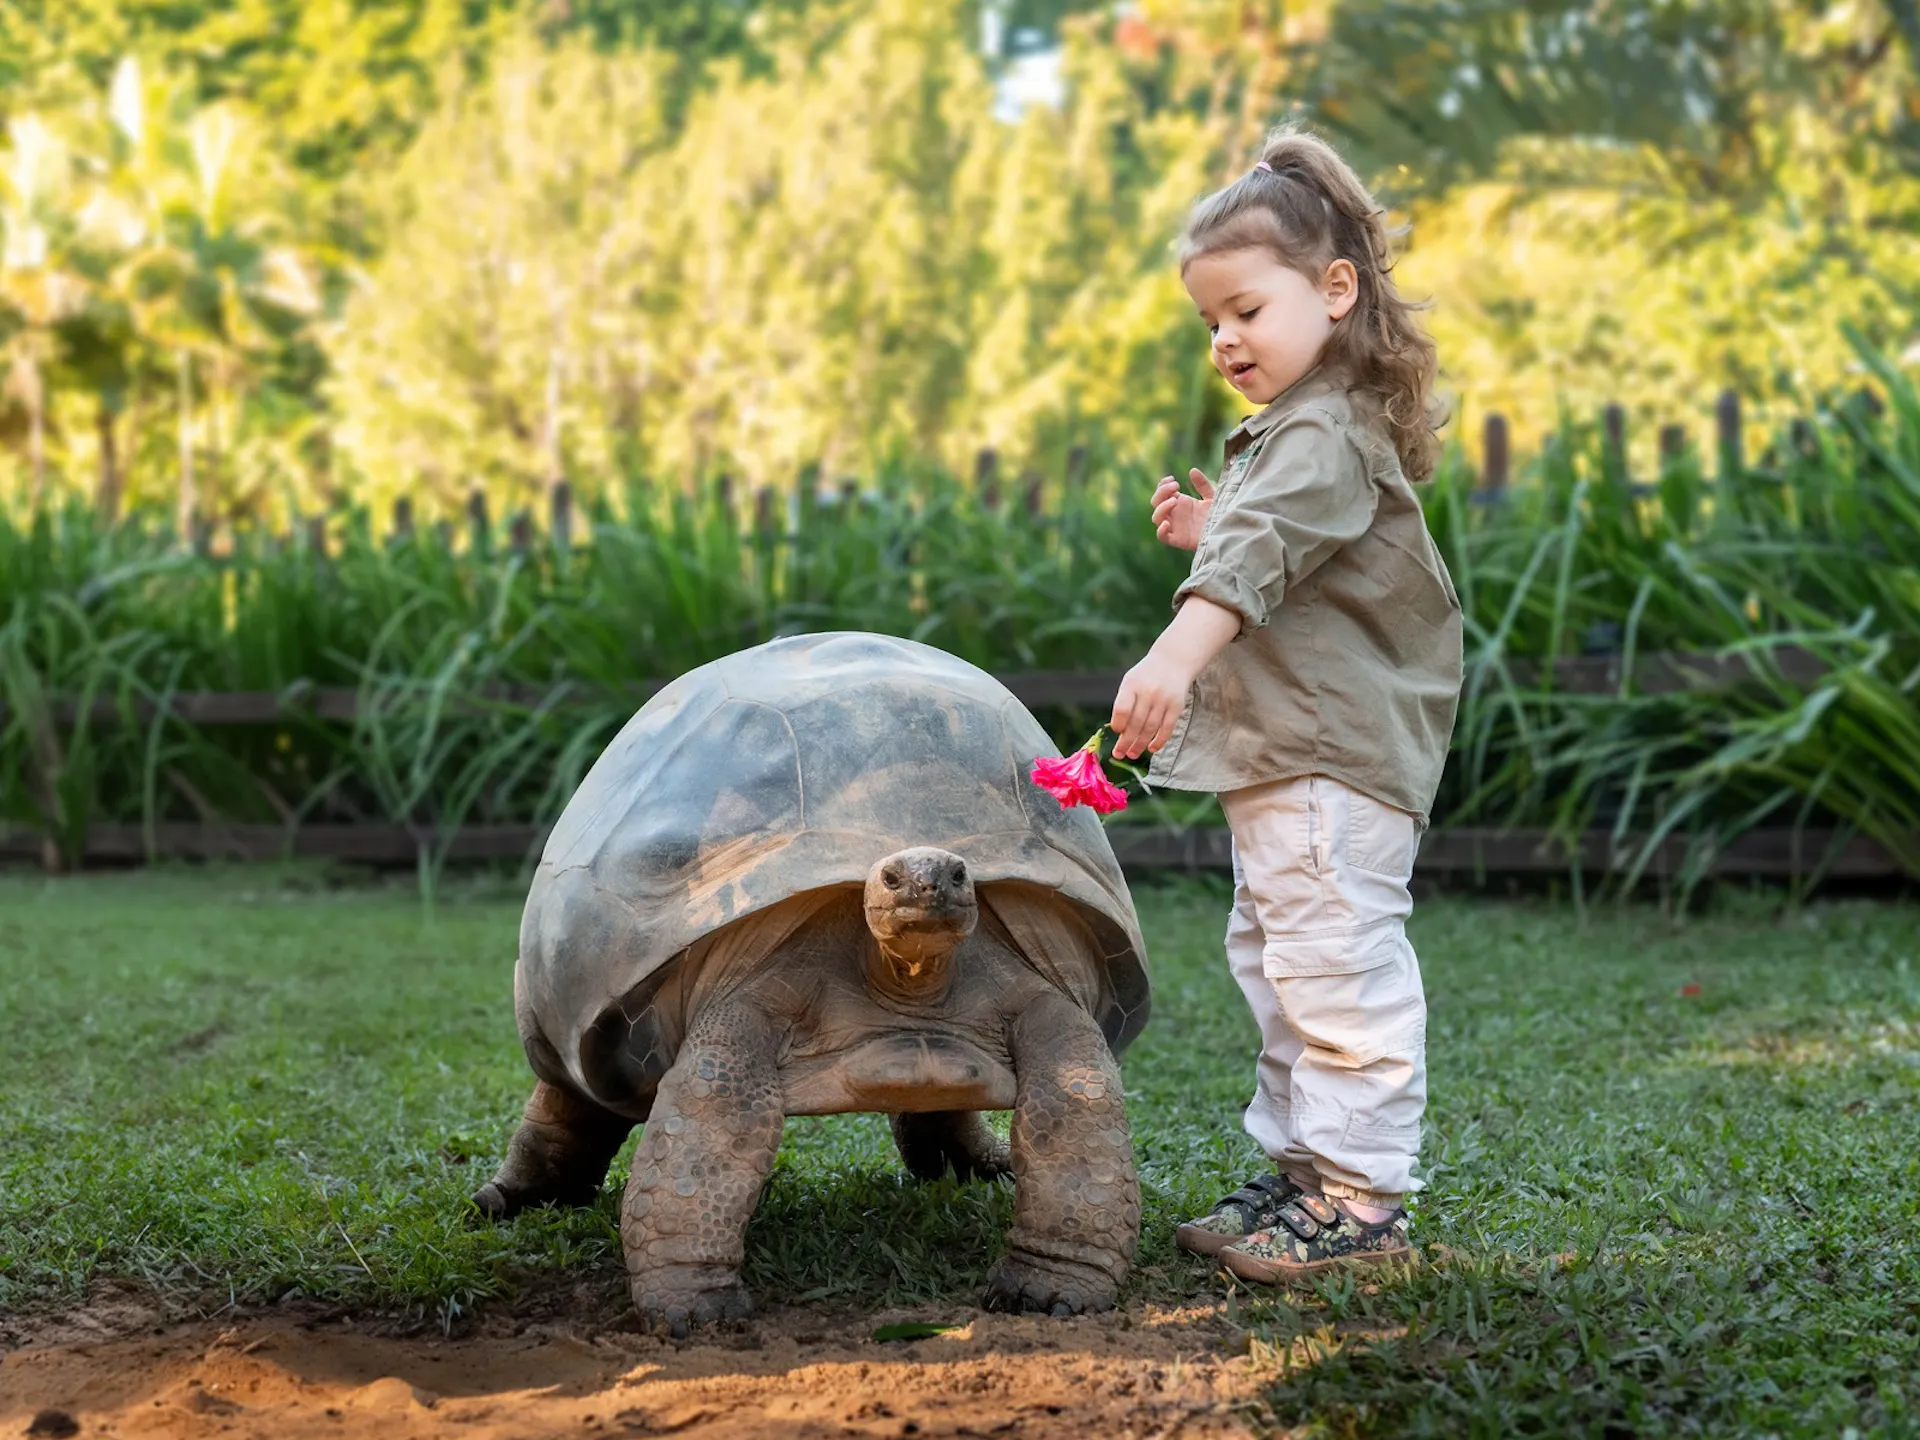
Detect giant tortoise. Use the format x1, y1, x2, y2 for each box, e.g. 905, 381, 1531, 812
475, 631, 1151, 1333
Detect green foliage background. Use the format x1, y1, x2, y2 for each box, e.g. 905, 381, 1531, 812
4, 0, 1917, 523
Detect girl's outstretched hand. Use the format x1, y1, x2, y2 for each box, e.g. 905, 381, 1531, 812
1152, 468, 1215, 551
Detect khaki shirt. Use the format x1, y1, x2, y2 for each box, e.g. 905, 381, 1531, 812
1145, 368, 1463, 825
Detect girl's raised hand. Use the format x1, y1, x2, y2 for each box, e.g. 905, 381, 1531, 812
1152, 468, 1215, 551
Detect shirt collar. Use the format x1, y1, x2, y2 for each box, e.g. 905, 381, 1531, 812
1230, 364, 1341, 445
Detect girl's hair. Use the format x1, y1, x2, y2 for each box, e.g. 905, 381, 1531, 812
1179, 125, 1443, 483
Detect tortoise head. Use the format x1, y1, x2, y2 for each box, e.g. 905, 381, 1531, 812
862, 846, 976, 1004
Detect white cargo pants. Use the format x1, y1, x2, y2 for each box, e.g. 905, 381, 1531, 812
1219, 774, 1428, 1207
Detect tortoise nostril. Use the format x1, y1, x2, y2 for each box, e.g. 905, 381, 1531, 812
882, 864, 905, 890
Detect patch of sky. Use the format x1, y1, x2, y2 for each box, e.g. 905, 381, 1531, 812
980, 0, 1067, 123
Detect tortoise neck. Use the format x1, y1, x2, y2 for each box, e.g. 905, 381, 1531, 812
863, 932, 958, 1008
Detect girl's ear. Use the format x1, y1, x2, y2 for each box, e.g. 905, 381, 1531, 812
1323, 259, 1359, 321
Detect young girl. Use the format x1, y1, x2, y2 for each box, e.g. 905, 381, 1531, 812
1108, 126, 1463, 1284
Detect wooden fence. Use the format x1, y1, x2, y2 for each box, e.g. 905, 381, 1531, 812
5, 648, 1905, 881
1, 644, 1833, 729
170, 387, 1808, 561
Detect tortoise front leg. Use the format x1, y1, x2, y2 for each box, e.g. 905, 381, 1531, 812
622, 1002, 784, 1337
984, 995, 1140, 1315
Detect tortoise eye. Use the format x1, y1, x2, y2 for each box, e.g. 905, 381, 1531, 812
882, 864, 904, 890
951, 863, 968, 885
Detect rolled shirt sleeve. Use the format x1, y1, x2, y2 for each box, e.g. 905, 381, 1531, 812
1175, 407, 1379, 634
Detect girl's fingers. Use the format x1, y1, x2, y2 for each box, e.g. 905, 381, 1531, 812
1118, 695, 1171, 759
1149, 700, 1180, 753
1190, 467, 1216, 500
1151, 495, 1182, 526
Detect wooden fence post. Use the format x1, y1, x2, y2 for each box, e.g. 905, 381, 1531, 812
509, 509, 534, 556
1065, 444, 1088, 496
1480, 413, 1509, 503
549, 480, 573, 558
305, 514, 328, 560
975, 448, 1000, 512
754, 485, 777, 539
794, 464, 819, 537
1023, 470, 1045, 518
467, 488, 491, 557
1716, 389, 1742, 480
1602, 403, 1628, 494
1659, 424, 1686, 466
391, 496, 414, 543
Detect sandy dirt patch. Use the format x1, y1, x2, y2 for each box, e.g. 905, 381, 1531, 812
0, 1288, 1275, 1439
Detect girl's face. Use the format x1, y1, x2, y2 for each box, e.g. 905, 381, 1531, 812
1184, 247, 1357, 407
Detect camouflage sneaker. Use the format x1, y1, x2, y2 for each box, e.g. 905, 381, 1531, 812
1218, 1194, 1415, 1284
1174, 1172, 1313, 1258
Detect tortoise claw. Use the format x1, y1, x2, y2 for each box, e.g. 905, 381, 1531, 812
982, 1257, 1115, 1316
638, 1283, 755, 1338
470, 1182, 514, 1220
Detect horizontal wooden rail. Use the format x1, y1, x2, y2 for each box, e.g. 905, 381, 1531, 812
7, 647, 1832, 727
2, 823, 1905, 880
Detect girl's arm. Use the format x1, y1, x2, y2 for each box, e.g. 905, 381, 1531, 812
1109, 596, 1241, 761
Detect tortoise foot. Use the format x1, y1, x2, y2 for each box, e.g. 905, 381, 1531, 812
470, 1182, 513, 1219
892, 1111, 1012, 1183
635, 1281, 755, 1339
982, 1255, 1117, 1316
476, 1081, 632, 1222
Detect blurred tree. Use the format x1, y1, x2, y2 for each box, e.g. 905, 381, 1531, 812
1292, 1, 1920, 456
4, 0, 1918, 513
0, 116, 91, 506
1, 58, 320, 526
0, 0, 818, 180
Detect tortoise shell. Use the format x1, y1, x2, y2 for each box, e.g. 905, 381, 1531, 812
514, 632, 1150, 1108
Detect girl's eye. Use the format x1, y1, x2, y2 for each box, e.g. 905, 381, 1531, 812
1239, 307, 1260, 321
1207, 323, 1220, 336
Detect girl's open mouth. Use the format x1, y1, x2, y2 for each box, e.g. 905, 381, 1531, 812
1230, 361, 1256, 383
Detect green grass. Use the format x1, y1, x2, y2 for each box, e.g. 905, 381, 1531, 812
3, 869, 1918, 1433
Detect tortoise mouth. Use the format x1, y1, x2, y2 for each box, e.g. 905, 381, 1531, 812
866, 902, 975, 933
864, 905, 976, 966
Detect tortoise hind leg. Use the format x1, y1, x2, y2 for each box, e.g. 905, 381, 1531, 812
474, 1080, 634, 1218
891, 1111, 1012, 1182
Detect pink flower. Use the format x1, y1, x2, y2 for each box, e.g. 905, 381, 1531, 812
1029, 734, 1129, 815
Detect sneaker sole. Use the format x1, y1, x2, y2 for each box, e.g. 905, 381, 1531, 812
1174, 1223, 1245, 1259
1218, 1243, 1417, 1287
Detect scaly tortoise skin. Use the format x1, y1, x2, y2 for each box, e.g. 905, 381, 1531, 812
474, 632, 1151, 1335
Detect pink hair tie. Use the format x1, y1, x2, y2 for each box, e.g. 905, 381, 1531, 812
1253, 160, 1273, 173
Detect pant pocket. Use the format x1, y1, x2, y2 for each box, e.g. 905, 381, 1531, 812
1341, 783, 1420, 879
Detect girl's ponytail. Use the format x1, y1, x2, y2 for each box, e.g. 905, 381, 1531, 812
1181, 126, 1443, 483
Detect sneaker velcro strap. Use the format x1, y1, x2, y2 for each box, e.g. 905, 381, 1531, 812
1297, 1196, 1339, 1226
1276, 1200, 1322, 1240
1211, 1172, 1299, 1228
